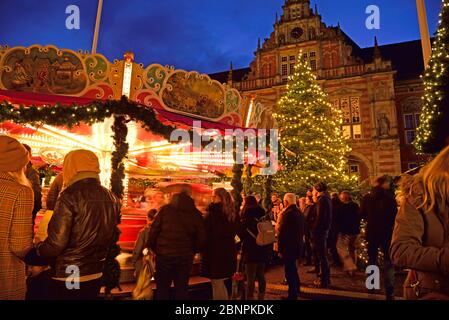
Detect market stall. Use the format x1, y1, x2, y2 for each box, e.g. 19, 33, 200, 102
0, 45, 256, 284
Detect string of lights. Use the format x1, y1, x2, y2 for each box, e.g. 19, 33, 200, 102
273, 53, 358, 195
415, 0, 449, 154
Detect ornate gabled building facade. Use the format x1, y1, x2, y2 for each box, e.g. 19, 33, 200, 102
211, 0, 429, 183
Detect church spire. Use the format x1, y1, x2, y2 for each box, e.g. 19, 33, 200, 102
373, 36, 382, 60
228, 61, 233, 83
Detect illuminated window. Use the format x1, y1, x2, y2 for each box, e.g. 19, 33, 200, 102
290, 63, 295, 74
310, 60, 317, 71
340, 98, 351, 123
415, 114, 421, 127
349, 164, 359, 174
336, 97, 362, 139
282, 64, 288, 76
404, 114, 414, 129
353, 124, 362, 139
404, 113, 420, 144
405, 130, 416, 145
342, 125, 351, 139
351, 97, 360, 123
291, 8, 297, 18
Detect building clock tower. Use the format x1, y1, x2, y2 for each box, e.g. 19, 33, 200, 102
276, 0, 320, 45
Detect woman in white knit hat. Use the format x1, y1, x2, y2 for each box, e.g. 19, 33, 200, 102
0, 135, 34, 300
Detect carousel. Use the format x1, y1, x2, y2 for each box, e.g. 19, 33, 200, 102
0, 45, 258, 283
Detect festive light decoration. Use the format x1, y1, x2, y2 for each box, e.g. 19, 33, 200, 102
415, 0, 449, 154
244, 164, 254, 194
245, 98, 255, 128
262, 174, 273, 211
356, 219, 384, 270
273, 53, 358, 195
0, 96, 178, 294
0, 95, 259, 291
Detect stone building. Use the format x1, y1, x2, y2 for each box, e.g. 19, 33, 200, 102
210, 0, 429, 183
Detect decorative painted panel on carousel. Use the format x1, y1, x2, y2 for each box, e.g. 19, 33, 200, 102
0, 45, 124, 100
131, 63, 245, 126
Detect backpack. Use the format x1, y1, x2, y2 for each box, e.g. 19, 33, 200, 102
247, 216, 276, 246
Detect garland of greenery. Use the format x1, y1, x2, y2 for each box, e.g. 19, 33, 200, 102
111, 115, 129, 198
0, 96, 177, 137
243, 164, 253, 195
102, 212, 122, 297
100, 114, 128, 295
231, 162, 244, 215
262, 174, 273, 212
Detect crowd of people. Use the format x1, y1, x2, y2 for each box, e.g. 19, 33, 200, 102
1, 133, 449, 301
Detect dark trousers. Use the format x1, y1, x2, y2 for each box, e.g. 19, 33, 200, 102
368, 240, 395, 297
284, 258, 300, 300
155, 255, 193, 300
327, 229, 341, 266
49, 278, 102, 300
313, 233, 330, 285
26, 270, 52, 300
304, 232, 314, 265
245, 263, 266, 299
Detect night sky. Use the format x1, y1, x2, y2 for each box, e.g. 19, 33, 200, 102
0, 0, 442, 73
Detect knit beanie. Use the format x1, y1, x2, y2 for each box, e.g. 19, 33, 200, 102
0, 135, 29, 172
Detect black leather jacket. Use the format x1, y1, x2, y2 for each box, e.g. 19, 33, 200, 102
312, 194, 333, 237
37, 178, 120, 278
148, 193, 205, 257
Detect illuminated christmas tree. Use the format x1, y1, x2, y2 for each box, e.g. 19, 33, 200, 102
415, 0, 449, 154
273, 54, 357, 195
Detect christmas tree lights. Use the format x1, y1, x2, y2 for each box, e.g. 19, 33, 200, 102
415, 0, 449, 154
273, 54, 358, 195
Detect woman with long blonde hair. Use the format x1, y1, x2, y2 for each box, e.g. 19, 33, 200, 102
201, 188, 239, 300
0, 136, 34, 300
391, 145, 449, 300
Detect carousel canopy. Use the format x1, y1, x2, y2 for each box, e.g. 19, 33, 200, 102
0, 45, 262, 182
